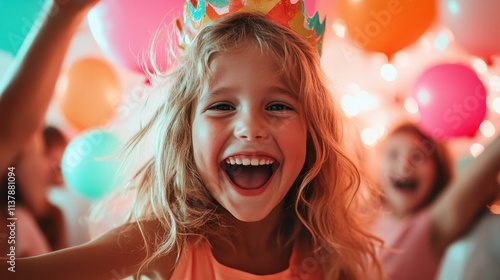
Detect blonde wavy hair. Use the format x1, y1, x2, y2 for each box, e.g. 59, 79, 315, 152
121, 12, 383, 279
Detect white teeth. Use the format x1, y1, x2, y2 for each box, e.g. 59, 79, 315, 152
225, 155, 275, 166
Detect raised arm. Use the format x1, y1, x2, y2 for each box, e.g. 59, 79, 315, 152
0, 0, 99, 172
431, 136, 500, 257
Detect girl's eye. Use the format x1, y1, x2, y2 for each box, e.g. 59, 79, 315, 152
410, 150, 426, 164
209, 103, 234, 111
267, 103, 292, 111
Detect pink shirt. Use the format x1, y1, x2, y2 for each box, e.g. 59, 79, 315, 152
16, 206, 51, 257
171, 242, 322, 280
372, 209, 440, 280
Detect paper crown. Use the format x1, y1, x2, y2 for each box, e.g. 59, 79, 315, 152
176, 0, 326, 54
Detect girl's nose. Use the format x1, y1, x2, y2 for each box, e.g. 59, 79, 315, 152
234, 110, 269, 141
398, 154, 416, 177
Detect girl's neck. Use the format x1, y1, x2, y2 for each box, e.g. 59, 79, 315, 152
216, 200, 287, 253
382, 200, 412, 220
209, 201, 294, 274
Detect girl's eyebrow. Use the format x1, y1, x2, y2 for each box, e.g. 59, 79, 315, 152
201, 85, 297, 102
198, 86, 233, 103
267, 85, 298, 100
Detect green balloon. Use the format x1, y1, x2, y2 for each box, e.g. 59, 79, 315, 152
0, 1, 45, 55
61, 129, 123, 199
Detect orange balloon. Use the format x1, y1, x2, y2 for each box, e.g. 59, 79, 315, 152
60, 57, 121, 130
338, 0, 436, 57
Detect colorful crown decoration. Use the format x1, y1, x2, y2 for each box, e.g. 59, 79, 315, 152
177, 0, 326, 55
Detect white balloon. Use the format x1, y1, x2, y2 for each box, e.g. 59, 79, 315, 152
438, 213, 500, 280
49, 187, 91, 247
0, 50, 14, 80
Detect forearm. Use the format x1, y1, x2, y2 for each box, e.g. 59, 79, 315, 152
451, 136, 500, 212
461, 136, 500, 201
0, 1, 90, 169
432, 136, 500, 256
2, 245, 140, 280
0, 221, 163, 280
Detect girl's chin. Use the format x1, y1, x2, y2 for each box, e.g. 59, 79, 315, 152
235, 215, 269, 223
223, 201, 273, 222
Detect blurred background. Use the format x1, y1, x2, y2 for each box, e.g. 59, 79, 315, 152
1, 0, 499, 245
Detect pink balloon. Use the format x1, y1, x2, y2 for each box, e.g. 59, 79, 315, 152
304, 0, 318, 17
88, 0, 185, 74
411, 64, 487, 141
439, 0, 500, 60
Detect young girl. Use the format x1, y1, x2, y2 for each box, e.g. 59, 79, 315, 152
2, 1, 384, 279
372, 123, 500, 280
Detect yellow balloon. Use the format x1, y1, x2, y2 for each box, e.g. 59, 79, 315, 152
60, 57, 121, 130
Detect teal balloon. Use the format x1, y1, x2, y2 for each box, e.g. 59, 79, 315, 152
0, 1, 45, 55
61, 129, 123, 199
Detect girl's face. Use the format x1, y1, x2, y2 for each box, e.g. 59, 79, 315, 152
380, 131, 437, 217
16, 133, 66, 217
191, 44, 307, 222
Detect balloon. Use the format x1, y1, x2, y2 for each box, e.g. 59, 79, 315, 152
304, 0, 318, 17
49, 187, 91, 246
411, 63, 487, 141
61, 129, 123, 199
338, 0, 436, 58
87, 0, 185, 74
0, 1, 45, 55
59, 57, 122, 130
439, 0, 500, 60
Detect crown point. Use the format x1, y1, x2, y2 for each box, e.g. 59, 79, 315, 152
179, 0, 326, 54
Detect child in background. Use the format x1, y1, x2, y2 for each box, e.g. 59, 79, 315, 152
0, 125, 69, 257
372, 123, 500, 280
0, 0, 100, 258
1, 1, 384, 279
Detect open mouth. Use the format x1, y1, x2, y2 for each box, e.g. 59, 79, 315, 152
221, 155, 279, 190
390, 177, 419, 191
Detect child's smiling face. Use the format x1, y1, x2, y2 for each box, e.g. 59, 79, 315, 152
191, 43, 308, 222
380, 130, 437, 216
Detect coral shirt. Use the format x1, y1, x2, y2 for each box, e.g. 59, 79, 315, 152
371, 209, 440, 280
170, 242, 322, 280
